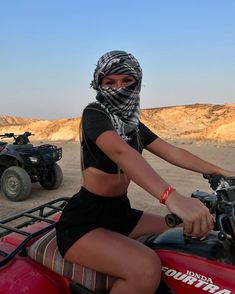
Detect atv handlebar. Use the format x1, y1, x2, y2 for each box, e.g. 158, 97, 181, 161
165, 214, 182, 227
0, 133, 14, 138
203, 173, 235, 191
0, 132, 34, 144
165, 175, 235, 241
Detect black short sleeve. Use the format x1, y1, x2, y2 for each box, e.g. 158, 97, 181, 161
139, 121, 158, 147
82, 103, 115, 143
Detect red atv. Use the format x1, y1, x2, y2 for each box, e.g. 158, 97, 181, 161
0, 175, 234, 293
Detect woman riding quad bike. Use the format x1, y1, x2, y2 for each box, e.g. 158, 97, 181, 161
0, 174, 234, 293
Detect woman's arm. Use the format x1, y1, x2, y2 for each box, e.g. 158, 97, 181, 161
146, 137, 234, 177
97, 131, 169, 197
96, 130, 214, 237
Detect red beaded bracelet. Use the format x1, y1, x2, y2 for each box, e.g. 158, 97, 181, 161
159, 186, 176, 204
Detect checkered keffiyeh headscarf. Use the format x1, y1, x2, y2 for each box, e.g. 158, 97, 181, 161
91, 50, 142, 141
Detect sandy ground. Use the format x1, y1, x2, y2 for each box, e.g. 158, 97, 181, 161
0, 140, 234, 220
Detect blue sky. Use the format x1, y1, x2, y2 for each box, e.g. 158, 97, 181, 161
0, 0, 234, 119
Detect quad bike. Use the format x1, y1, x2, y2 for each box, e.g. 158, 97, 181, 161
0, 132, 63, 201
0, 174, 234, 293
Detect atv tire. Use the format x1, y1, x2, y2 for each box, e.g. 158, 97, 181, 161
1, 166, 31, 201
39, 163, 63, 190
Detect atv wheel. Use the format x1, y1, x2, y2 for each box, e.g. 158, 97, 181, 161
0, 166, 31, 201
39, 163, 63, 190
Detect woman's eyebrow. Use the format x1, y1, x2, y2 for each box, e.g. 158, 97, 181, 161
103, 77, 115, 81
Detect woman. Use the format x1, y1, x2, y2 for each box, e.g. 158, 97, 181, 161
56, 50, 234, 294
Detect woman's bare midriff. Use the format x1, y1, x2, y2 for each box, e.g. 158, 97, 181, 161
82, 167, 130, 196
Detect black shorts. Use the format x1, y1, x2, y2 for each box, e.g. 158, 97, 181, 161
56, 186, 143, 257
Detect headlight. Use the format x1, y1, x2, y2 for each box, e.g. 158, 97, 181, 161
29, 156, 39, 164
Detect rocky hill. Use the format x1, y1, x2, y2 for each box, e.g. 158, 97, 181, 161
0, 104, 234, 144
0, 115, 37, 126
140, 104, 235, 144
0, 117, 81, 141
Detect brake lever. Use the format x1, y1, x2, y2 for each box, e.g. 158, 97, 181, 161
216, 201, 235, 240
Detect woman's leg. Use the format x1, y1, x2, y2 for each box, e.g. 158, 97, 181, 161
65, 228, 161, 294
129, 212, 169, 239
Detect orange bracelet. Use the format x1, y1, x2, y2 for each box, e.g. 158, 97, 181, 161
159, 186, 176, 204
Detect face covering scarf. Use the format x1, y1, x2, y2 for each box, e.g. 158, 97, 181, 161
90, 50, 142, 141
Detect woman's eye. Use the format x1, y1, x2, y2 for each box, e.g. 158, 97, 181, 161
101, 77, 135, 88
124, 79, 134, 85
104, 81, 114, 87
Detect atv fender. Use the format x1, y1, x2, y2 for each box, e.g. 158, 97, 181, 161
0, 249, 70, 294
0, 152, 24, 166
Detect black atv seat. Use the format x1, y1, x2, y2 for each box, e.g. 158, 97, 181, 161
6, 144, 34, 151
0, 143, 6, 152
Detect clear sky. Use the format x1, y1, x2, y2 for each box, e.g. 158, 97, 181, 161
0, 0, 234, 119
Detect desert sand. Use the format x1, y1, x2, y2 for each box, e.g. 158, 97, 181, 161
0, 140, 234, 220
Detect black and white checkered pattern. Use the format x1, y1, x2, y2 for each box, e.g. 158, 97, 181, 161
91, 50, 142, 141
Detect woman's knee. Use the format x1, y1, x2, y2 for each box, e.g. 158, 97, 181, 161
127, 251, 162, 290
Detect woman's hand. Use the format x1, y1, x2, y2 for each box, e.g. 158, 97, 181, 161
165, 191, 214, 238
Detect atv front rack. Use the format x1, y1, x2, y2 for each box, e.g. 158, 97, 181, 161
0, 197, 69, 267
20, 144, 62, 166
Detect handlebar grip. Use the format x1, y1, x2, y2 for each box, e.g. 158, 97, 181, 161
165, 214, 183, 228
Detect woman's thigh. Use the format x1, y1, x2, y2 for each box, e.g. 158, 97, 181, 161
64, 227, 160, 279
129, 212, 169, 239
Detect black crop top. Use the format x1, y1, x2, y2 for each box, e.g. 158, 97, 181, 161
81, 103, 158, 174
